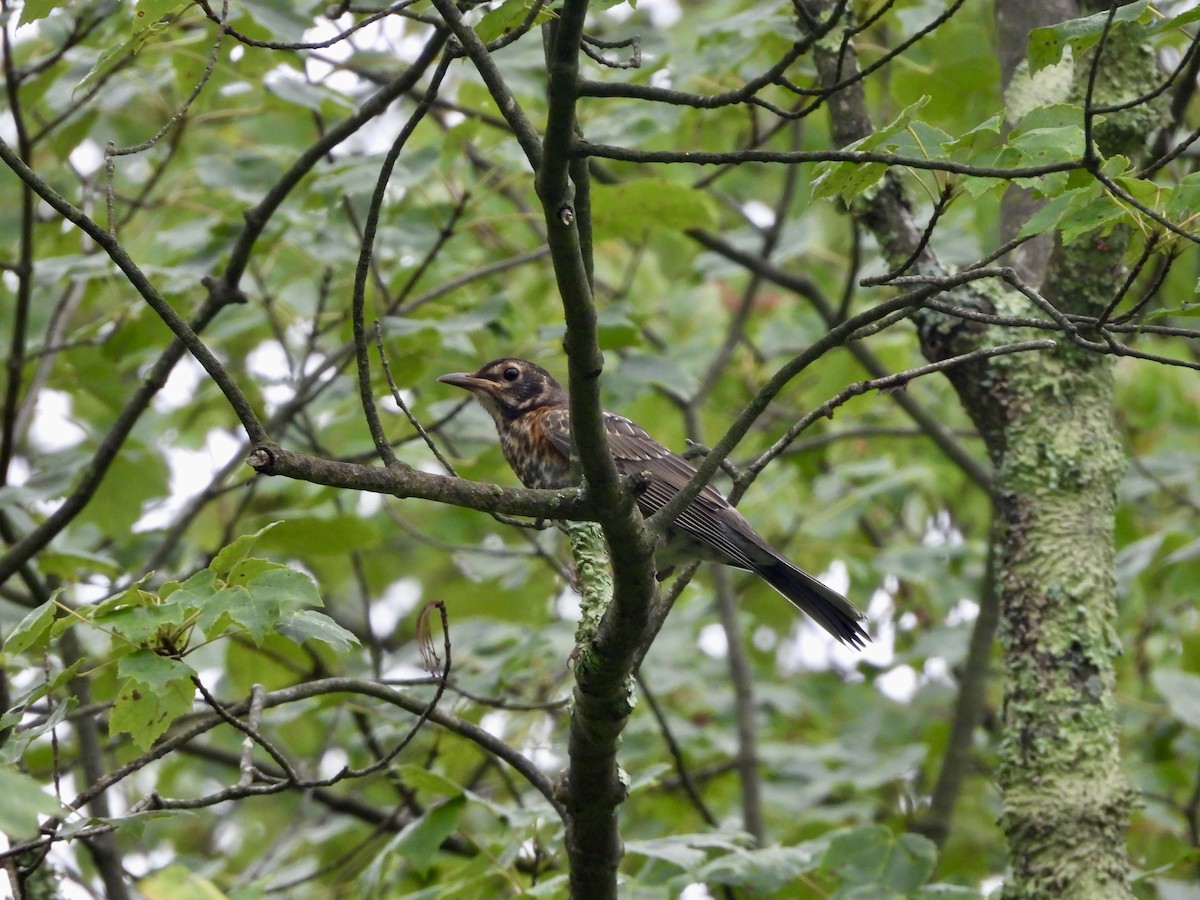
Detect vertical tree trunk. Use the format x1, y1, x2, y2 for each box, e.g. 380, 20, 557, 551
993, 19, 1158, 896
802, 2, 1158, 894
993, 236, 1134, 899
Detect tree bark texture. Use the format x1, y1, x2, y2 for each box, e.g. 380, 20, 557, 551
802, 2, 1160, 894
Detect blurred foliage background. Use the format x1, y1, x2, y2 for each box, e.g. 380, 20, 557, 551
0, 0, 1198, 896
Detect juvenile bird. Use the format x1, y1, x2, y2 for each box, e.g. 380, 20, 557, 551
439, 358, 869, 648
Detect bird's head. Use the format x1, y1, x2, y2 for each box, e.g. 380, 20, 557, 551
438, 358, 567, 421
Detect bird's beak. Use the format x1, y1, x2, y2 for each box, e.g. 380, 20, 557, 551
438, 372, 490, 393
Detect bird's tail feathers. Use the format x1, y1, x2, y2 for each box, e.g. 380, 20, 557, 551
756, 558, 870, 649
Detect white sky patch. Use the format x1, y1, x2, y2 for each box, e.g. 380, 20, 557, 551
302, 16, 361, 94
73, 580, 111, 605
7, 456, 29, 486
153, 356, 205, 413
30, 389, 88, 452
357, 491, 382, 517
555, 584, 582, 621
319, 747, 350, 780
220, 80, 252, 97
751, 624, 776, 652
679, 884, 715, 900
743, 200, 776, 229
380, 657, 431, 681
644, 0, 683, 26
9, 664, 41, 694
69, 139, 104, 176
947, 598, 979, 627
604, 0, 682, 25
481, 710, 508, 739
245, 339, 295, 413
385, 20, 431, 63
605, 1, 636, 22
923, 656, 953, 687
246, 339, 291, 379
822, 559, 850, 595
303, 16, 350, 60
876, 664, 918, 703
212, 818, 246, 856
263, 63, 308, 96
369, 577, 422, 637
520, 716, 561, 771
922, 509, 963, 546
981, 875, 1004, 897
133, 428, 243, 532
48, 843, 102, 899
698, 622, 727, 659
379, 390, 412, 414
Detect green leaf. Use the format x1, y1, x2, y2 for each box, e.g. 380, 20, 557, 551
387, 797, 466, 876
93, 593, 185, 647
36, 549, 122, 580
262, 515, 383, 556
1153, 6, 1200, 33
398, 765, 467, 800
696, 843, 824, 890
134, 0, 186, 25
78, 443, 169, 536
1152, 669, 1200, 731
1146, 302, 1200, 324
474, 0, 553, 43
163, 569, 221, 613
90, 576, 154, 618
265, 75, 354, 115
73, 13, 174, 96
277, 609, 359, 652
626, 832, 750, 871
210, 522, 283, 575
0, 688, 74, 766
0, 767, 64, 838
118, 648, 193, 691
2, 597, 57, 656
619, 353, 700, 396
915, 886, 985, 898
941, 114, 1002, 157
811, 159, 887, 204
235, 0, 313, 42
1009, 124, 1085, 167
822, 826, 937, 893
590, 179, 718, 241
17, 0, 62, 28
1027, 1, 1152, 72
198, 584, 272, 644
111, 651, 196, 750
139, 864, 228, 900
238, 566, 323, 612
1058, 201, 1125, 242
1167, 171, 1200, 219
1017, 187, 1093, 239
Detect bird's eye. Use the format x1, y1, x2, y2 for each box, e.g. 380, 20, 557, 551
502, 366, 520, 382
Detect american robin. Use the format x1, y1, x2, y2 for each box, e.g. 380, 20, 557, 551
439, 358, 869, 648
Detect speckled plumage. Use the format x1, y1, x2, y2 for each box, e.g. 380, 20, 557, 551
439, 358, 869, 648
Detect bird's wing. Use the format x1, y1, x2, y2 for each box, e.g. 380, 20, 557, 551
541, 407, 868, 645
539, 408, 762, 568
